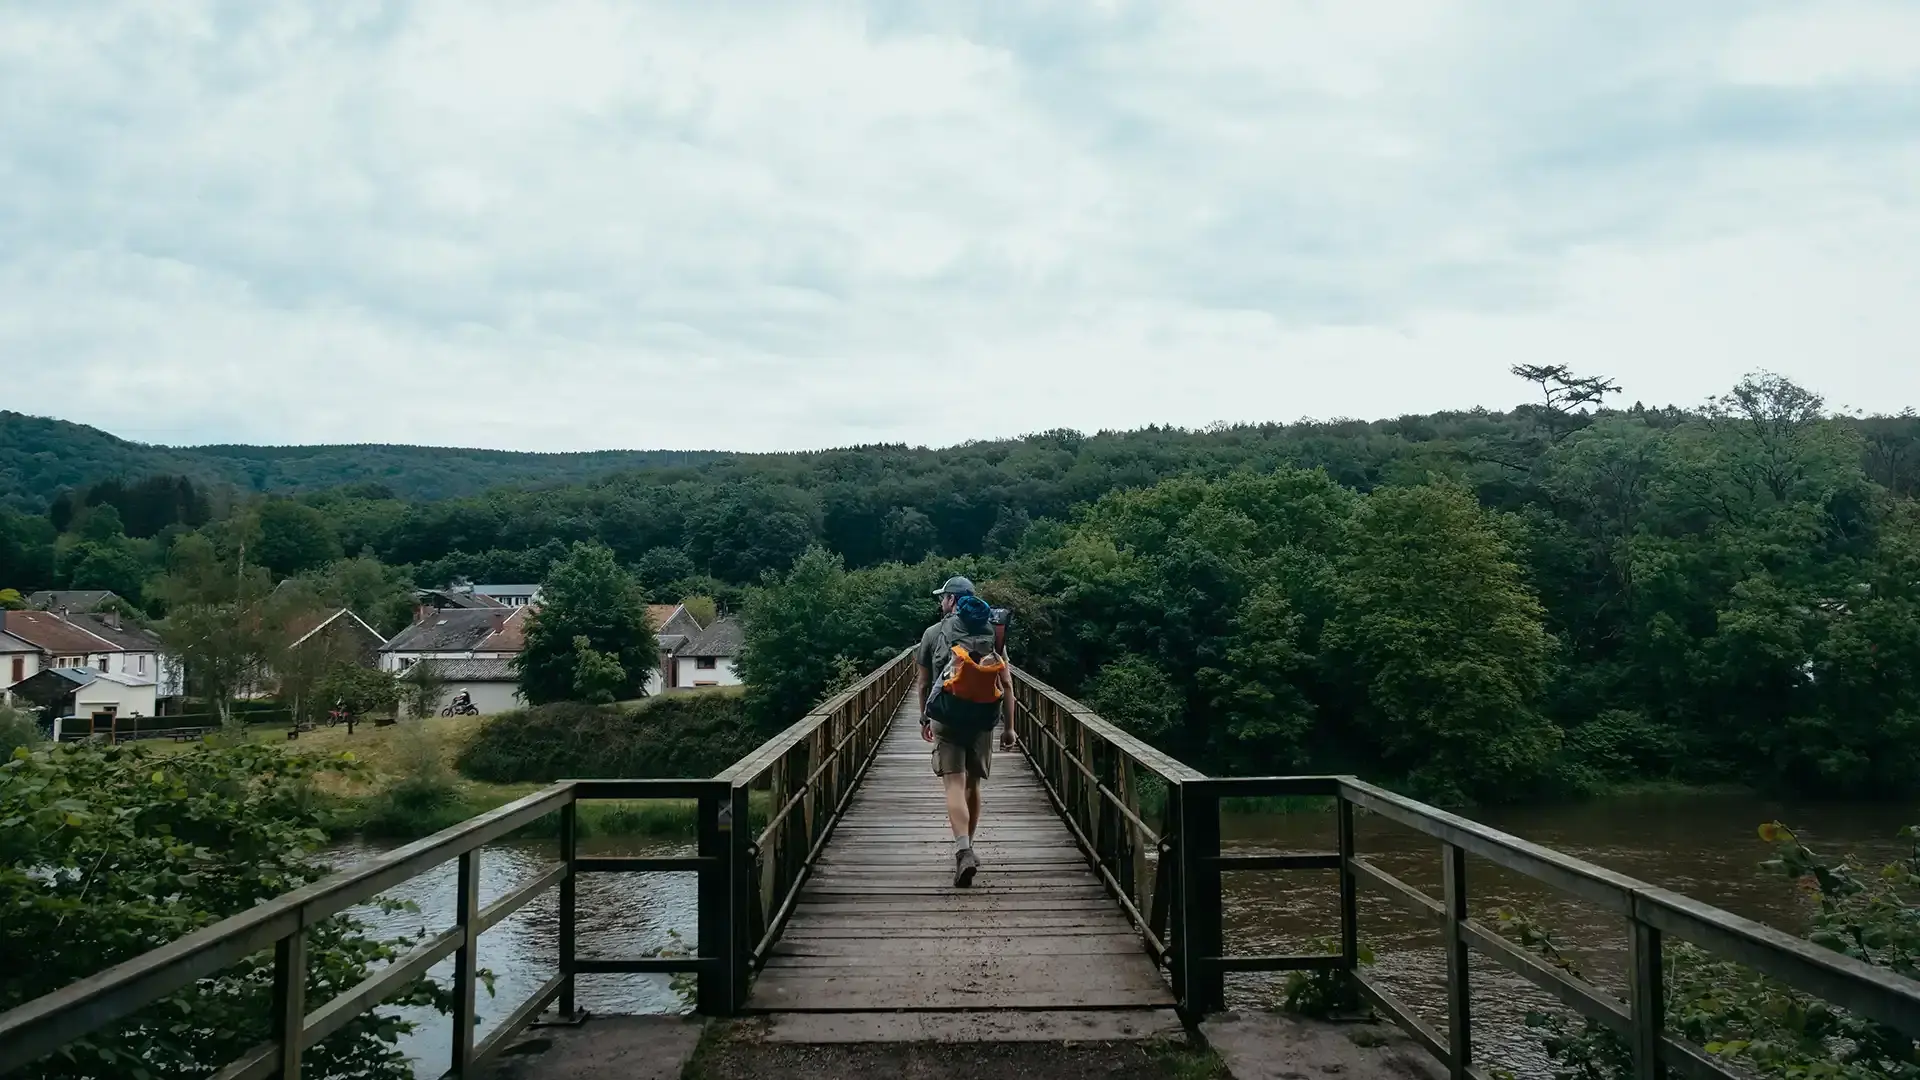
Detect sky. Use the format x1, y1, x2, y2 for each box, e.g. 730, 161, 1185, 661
2, 1, 1918, 453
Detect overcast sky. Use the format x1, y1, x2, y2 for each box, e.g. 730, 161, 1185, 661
3, 2, 1918, 453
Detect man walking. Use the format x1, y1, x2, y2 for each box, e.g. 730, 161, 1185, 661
918, 576, 1015, 887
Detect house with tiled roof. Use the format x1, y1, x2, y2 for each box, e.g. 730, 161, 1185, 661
0, 609, 178, 714
649, 602, 706, 693
673, 617, 744, 689
379, 606, 531, 715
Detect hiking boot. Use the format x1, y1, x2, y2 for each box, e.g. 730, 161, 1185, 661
954, 847, 980, 888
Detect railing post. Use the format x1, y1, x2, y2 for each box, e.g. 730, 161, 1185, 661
731, 782, 753, 1010
696, 788, 734, 1015
1441, 843, 1470, 1080
1175, 780, 1223, 1015
451, 849, 480, 1076
272, 931, 306, 1080
1631, 919, 1666, 1080
559, 798, 578, 1019
1337, 792, 1358, 974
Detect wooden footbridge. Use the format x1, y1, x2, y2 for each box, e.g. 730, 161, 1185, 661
5, 650, 1919, 1080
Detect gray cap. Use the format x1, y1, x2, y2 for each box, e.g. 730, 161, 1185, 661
933, 576, 975, 597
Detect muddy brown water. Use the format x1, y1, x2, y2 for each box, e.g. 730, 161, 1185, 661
334, 794, 1916, 1078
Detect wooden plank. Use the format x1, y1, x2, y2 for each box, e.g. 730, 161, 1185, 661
743, 694, 1172, 1012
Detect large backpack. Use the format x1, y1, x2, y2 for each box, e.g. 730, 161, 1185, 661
927, 642, 1004, 735
926, 597, 1005, 735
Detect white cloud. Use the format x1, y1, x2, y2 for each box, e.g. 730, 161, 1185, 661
1, 0, 1917, 452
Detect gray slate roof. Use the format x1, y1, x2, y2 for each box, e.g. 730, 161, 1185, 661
27, 590, 120, 612
383, 609, 515, 653
681, 617, 743, 658
657, 633, 689, 655
425, 658, 518, 682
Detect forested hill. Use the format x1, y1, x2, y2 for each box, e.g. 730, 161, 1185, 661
0, 410, 727, 509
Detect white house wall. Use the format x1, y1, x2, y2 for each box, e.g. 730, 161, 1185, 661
673, 657, 741, 688
73, 682, 159, 718
435, 683, 522, 716
4, 652, 42, 690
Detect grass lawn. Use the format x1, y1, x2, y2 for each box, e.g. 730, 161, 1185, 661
155, 714, 707, 842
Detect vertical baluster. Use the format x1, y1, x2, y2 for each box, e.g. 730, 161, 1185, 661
1441, 843, 1470, 1080
272, 931, 306, 1080
1337, 794, 1358, 974
559, 798, 577, 1019
1118, 754, 1142, 908
1631, 919, 1666, 1080
451, 849, 479, 1075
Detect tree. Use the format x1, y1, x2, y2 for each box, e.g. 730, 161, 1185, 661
316, 663, 402, 722
401, 658, 446, 720
882, 506, 937, 562
0, 588, 24, 610
0, 741, 466, 1079
254, 499, 344, 577
1321, 482, 1561, 802
154, 535, 283, 728
570, 636, 627, 705
681, 595, 718, 627
515, 542, 658, 705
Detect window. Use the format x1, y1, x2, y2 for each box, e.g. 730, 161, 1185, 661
136, 654, 147, 675
56, 656, 81, 668
97, 657, 110, 672
696, 657, 717, 670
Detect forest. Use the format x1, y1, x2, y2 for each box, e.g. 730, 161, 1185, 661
4, 367, 1918, 804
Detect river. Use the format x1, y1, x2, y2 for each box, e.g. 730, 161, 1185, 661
330, 793, 1916, 1078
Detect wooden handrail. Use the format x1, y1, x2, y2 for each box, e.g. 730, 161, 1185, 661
0, 653, 920, 1079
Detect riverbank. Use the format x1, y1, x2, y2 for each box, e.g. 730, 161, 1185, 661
168, 717, 710, 842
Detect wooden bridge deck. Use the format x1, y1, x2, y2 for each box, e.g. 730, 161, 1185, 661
744, 695, 1174, 1014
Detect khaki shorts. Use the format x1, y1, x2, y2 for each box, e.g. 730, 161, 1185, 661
931, 722, 993, 781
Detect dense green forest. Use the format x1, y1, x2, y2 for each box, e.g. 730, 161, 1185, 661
0, 409, 726, 510
5, 369, 1918, 803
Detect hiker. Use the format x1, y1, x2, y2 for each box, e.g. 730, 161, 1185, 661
918, 576, 1015, 887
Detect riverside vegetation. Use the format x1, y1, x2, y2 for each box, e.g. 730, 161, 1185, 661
8, 368, 1918, 804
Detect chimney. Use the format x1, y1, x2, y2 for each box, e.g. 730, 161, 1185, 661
104, 611, 122, 631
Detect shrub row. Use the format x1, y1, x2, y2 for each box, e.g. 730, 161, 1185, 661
455, 688, 758, 784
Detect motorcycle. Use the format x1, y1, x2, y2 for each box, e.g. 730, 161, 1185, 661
442, 701, 480, 717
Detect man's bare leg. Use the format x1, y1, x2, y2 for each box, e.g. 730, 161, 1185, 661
966, 780, 982, 838
944, 770, 980, 886
943, 771, 973, 838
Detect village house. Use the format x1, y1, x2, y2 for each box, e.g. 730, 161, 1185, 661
379, 606, 530, 715
0, 609, 178, 714
672, 617, 744, 689
10, 668, 161, 735
649, 602, 706, 693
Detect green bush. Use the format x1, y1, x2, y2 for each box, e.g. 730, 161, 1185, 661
0, 705, 42, 753
455, 688, 758, 784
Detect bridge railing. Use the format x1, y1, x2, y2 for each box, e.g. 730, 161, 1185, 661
714, 647, 918, 1011
1009, 670, 1920, 1080
1007, 670, 1205, 982
0, 650, 917, 1080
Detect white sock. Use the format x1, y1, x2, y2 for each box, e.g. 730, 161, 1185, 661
954, 835, 971, 852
